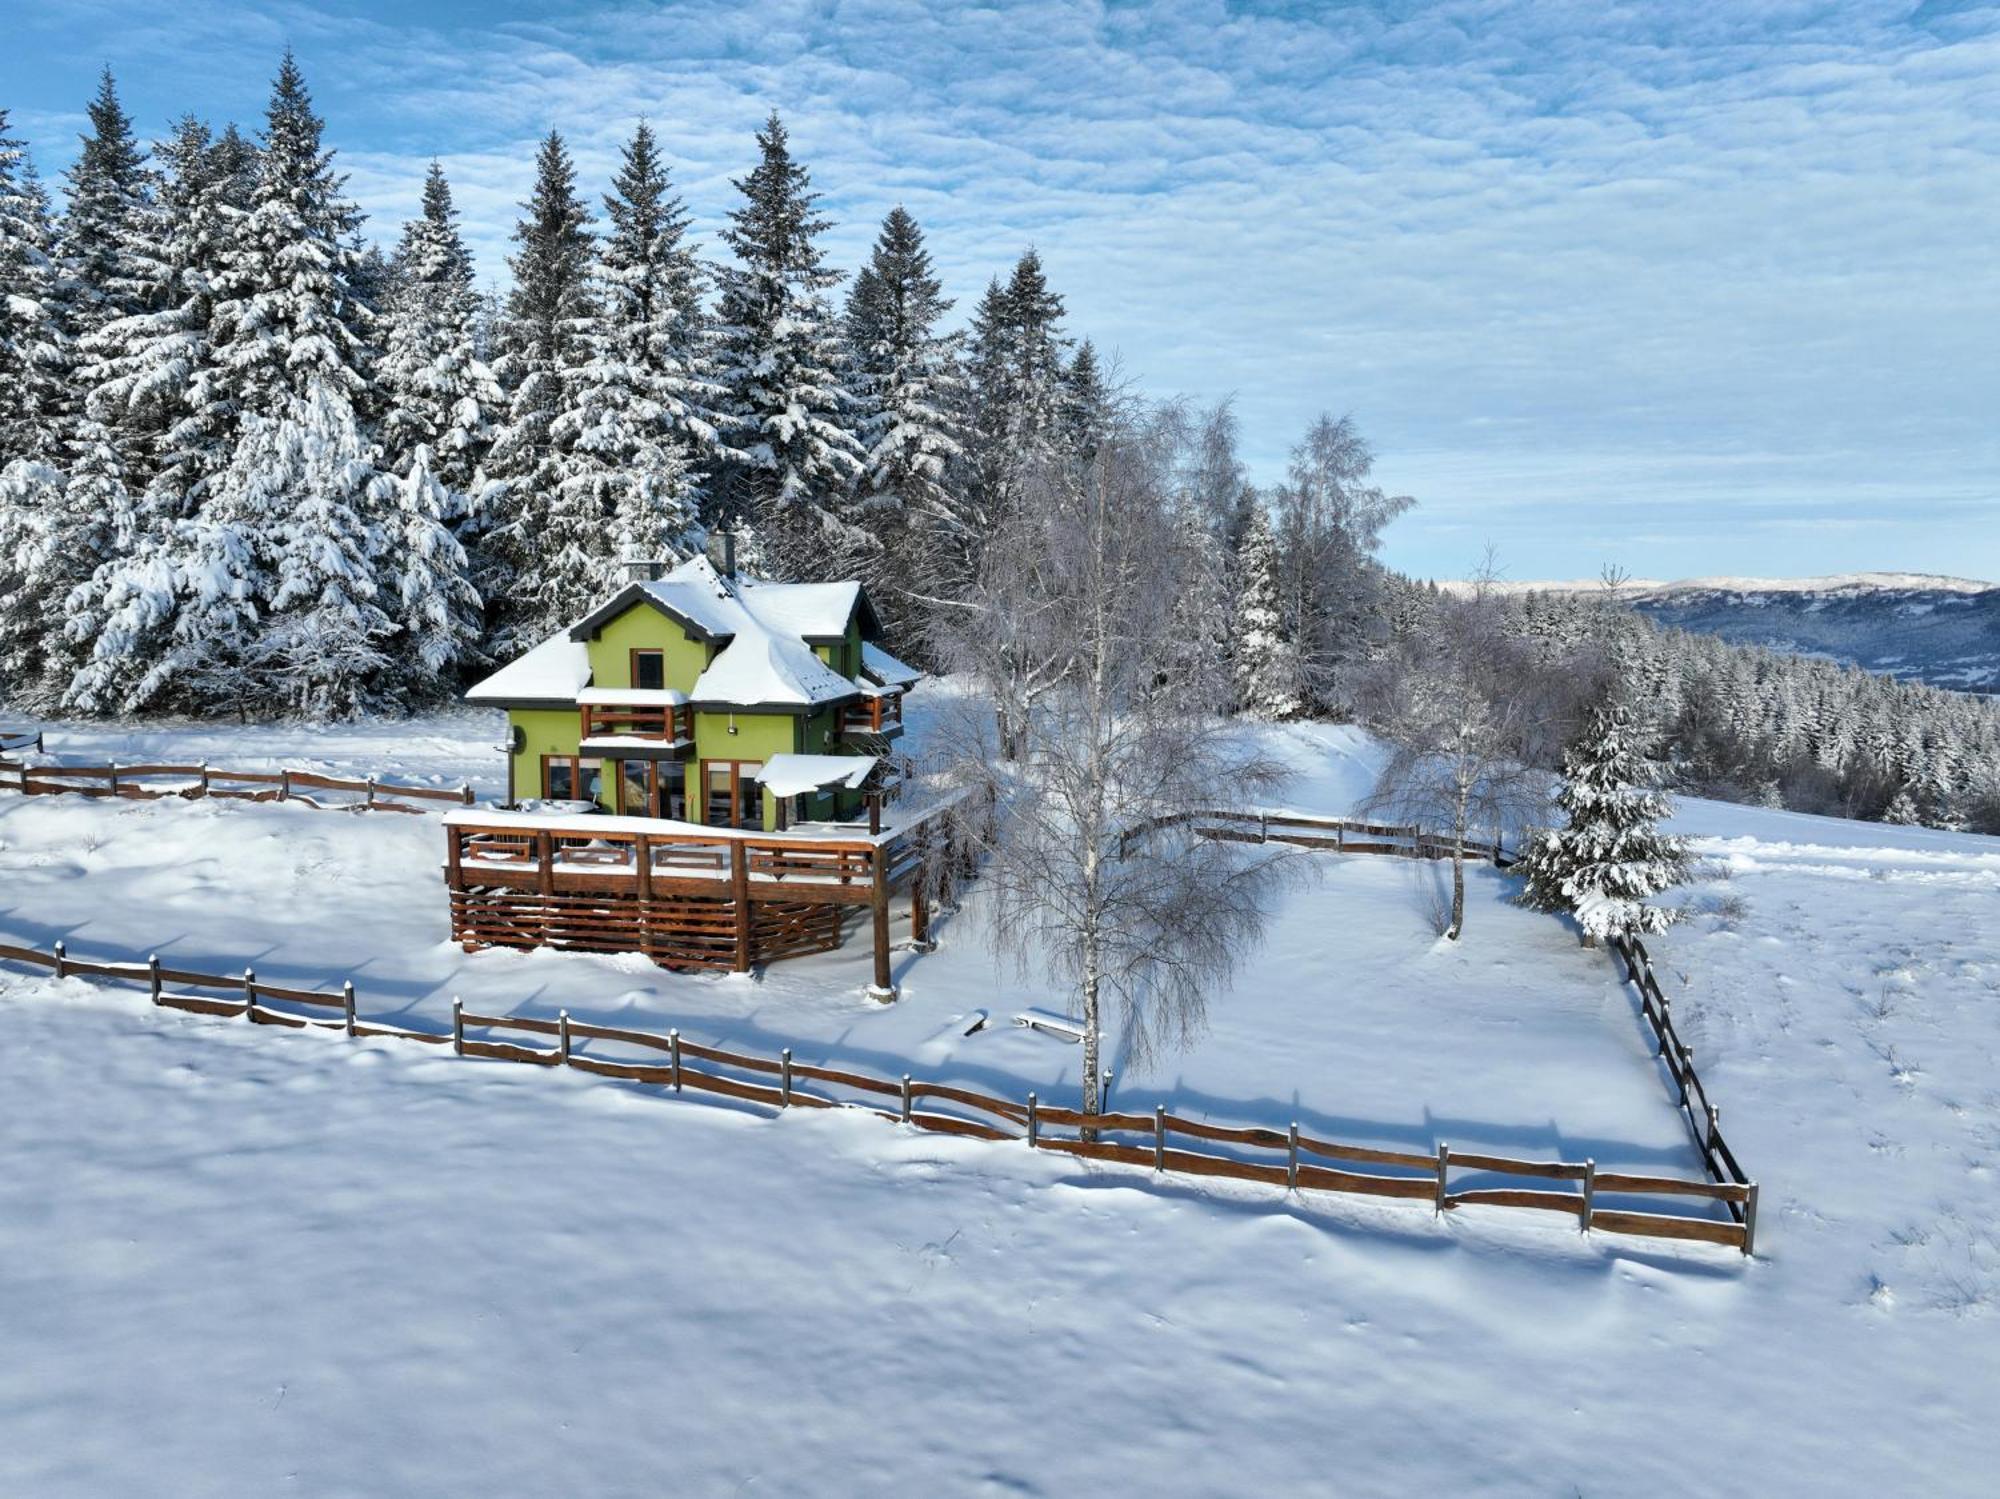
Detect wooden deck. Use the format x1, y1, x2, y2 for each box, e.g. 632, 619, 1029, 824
442, 795, 977, 996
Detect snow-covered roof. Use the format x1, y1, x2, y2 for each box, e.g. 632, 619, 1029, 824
471, 556, 880, 711
754, 753, 880, 798
464, 633, 592, 705
576, 687, 688, 707
860, 641, 921, 690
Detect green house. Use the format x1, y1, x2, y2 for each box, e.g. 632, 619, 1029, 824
466, 552, 920, 831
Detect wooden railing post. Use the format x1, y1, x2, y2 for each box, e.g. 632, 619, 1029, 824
342, 981, 355, 1037
1288, 1122, 1300, 1192
900, 1073, 913, 1124
1026, 1092, 1039, 1148
199, 763, 211, 798
461, 784, 475, 807
1582, 1158, 1595, 1232
669, 1029, 682, 1092
781, 1047, 793, 1106
53, 940, 66, 979
1154, 1105, 1166, 1170
365, 777, 377, 810
148, 954, 162, 1005
1435, 1143, 1450, 1213
279, 769, 291, 802
729, 839, 754, 972
452, 998, 464, 1055
242, 968, 256, 1021
559, 1009, 571, 1064
1743, 1182, 1760, 1256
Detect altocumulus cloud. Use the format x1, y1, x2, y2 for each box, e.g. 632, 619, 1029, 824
5, 0, 1998, 580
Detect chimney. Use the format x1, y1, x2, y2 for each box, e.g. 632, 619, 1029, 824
706, 529, 737, 580
622, 555, 666, 584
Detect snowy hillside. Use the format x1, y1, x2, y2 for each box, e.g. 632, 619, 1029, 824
1441, 573, 2000, 692
2, 712, 1997, 1493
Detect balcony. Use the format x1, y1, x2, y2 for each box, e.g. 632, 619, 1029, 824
577, 690, 694, 757
838, 689, 904, 739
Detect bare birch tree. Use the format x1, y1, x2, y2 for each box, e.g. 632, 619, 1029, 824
938, 418, 1293, 1112
1361, 583, 1549, 940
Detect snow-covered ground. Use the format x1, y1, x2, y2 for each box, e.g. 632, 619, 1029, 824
2, 708, 1997, 1493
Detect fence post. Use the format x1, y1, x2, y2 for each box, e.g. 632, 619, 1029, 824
1435, 1143, 1450, 1213
52, 940, 66, 980
452, 998, 463, 1055
1288, 1122, 1300, 1192
1742, 1182, 1760, 1257
148, 953, 162, 1005
366, 777, 377, 810
781, 1047, 793, 1107
901, 1073, 913, 1124
559, 1009, 571, 1064
1026, 1092, 1039, 1148
107, 764, 119, 798
342, 981, 355, 1038
461, 784, 475, 807
199, 763, 210, 797
1706, 1104, 1720, 1151
1154, 1105, 1166, 1170
669, 1029, 682, 1092
242, 968, 256, 1021
1582, 1158, 1596, 1233
279, 769, 291, 802
1677, 1046, 1691, 1105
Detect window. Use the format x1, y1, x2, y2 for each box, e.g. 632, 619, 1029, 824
541, 755, 606, 805
631, 649, 665, 691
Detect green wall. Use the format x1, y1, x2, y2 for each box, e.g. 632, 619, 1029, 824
586, 605, 711, 692
693, 709, 799, 830
508, 707, 583, 802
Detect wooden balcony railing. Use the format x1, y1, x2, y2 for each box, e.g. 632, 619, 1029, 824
840, 691, 903, 736
580, 702, 693, 743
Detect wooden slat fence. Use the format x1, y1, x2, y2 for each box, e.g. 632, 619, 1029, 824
1608, 933, 1754, 1219
1121, 808, 1511, 865
0, 757, 474, 814
0, 933, 1756, 1256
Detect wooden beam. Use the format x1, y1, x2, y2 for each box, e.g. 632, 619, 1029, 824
869, 846, 895, 1000
730, 839, 751, 972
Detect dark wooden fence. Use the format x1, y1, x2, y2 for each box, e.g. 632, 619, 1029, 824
0, 933, 1755, 1255
1608, 933, 1754, 1225
0, 758, 474, 813
1123, 808, 1511, 864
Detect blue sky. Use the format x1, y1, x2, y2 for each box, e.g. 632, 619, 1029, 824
7, 0, 1999, 583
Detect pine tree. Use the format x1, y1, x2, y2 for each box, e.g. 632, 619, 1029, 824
711, 112, 864, 576
959, 248, 1068, 537
483, 130, 594, 648
541, 120, 706, 619
843, 204, 964, 631
1516, 701, 1691, 944
1062, 338, 1111, 458
1230, 504, 1298, 719
0, 111, 65, 464
56, 70, 157, 368
371, 443, 482, 697
378, 161, 502, 510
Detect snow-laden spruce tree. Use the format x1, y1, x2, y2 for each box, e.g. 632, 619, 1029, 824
371, 444, 482, 699
1516, 700, 1691, 945
0, 109, 66, 465
378, 162, 502, 516
483, 130, 594, 649
960, 250, 1069, 529
55, 70, 158, 371
711, 113, 864, 576
1231, 504, 1299, 719
843, 204, 964, 632
542, 120, 706, 618
1062, 338, 1111, 459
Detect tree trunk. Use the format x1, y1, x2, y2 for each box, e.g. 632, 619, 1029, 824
1448, 849, 1465, 941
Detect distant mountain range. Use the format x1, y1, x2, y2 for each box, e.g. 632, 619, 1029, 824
1445, 573, 2000, 693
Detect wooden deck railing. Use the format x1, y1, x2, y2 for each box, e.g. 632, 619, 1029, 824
0, 932, 1756, 1256
0, 759, 475, 813
840, 692, 904, 735
579, 702, 693, 743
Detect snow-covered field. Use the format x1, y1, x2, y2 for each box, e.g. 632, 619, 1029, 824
2, 708, 1997, 1493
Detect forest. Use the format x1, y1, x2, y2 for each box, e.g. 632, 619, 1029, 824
1, 57, 1995, 833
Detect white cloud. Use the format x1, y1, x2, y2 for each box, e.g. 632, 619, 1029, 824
6, 0, 1998, 578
